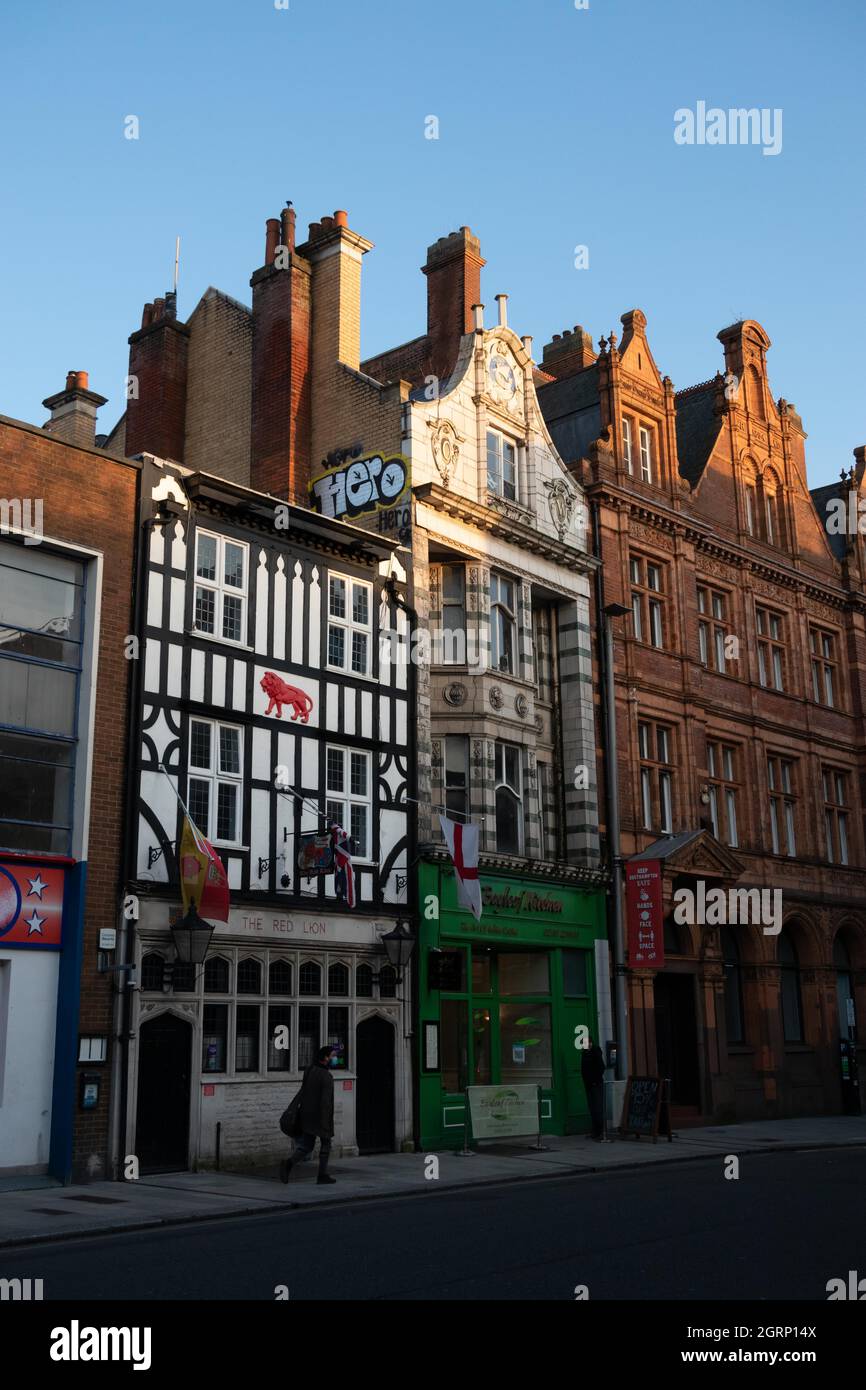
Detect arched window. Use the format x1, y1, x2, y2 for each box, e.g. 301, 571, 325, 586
356, 963, 374, 998
834, 935, 856, 1039
299, 960, 322, 996
763, 473, 783, 546
721, 928, 744, 1044
141, 953, 165, 991
742, 461, 759, 536
204, 956, 230, 993
269, 959, 293, 995
328, 962, 349, 996
172, 962, 196, 992
379, 964, 397, 998
746, 365, 765, 422
237, 957, 262, 994
778, 930, 803, 1042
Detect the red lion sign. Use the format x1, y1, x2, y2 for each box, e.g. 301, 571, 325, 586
260, 672, 314, 723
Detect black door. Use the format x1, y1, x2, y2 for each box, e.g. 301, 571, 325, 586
136, 1013, 192, 1173
356, 1015, 395, 1154
655, 973, 700, 1106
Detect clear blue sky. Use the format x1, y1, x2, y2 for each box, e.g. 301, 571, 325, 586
2, 0, 863, 486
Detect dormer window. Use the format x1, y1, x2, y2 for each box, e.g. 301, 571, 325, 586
487, 431, 517, 501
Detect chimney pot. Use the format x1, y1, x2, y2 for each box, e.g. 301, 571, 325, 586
308, 222, 322, 240
320, 216, 334, 231
280, 205, 296, 252
74, 371, 89, 390
65, 371, 77, 391
265, 218, 280, 266
334, 209, 348, 227
495, 293, 508, 328
472, 304, 484, 332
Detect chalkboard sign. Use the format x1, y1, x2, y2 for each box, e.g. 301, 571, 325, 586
621, 1076, 664, 1140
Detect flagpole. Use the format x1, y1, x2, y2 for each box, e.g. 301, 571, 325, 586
157, 762, 194, 821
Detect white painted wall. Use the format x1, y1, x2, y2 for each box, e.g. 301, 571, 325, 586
0, 952, 59, 1171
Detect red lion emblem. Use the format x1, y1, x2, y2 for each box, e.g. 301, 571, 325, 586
260, 672, 314, 723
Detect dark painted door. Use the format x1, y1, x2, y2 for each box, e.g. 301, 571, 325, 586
655, 973, 700, 1106
356, 1015, 395, 1153
136, 1013, 192, 1172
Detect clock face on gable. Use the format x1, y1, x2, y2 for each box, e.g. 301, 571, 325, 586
487, 344, 519, 406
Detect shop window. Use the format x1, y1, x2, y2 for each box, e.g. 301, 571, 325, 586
267, 1005, 292, 1071
472, 951, 492, 993
298, 1006, 320, 1070
441, 999, 468, 1092
202, 1004, 228, 1073
328, 962, 350, 996
494, 741, 523, 855
268, 959, 292, 995
237, 957, 262, 994
172, 963, 196, 992
778, 931, 803, 1043
299, 960, 322, 996
356, 963, 374, 998
499, 1002, 552, 1086
193, 529, 248, 644
327, 574, 372, 677
235, 1005, 260, 1072
327, 1007, 349, 1069
188, 717, 243, 845
379, 965, 397, 999
445, 735, 469, 821
141, 953, 165, 992
472, 1007, 493, 1084
562, 950, 589, 997
204, 956, 230, 993
721, 928, 744, 1044
834, 936, 856, 1038
498, 951, 550, 995
0, 540, 84, 855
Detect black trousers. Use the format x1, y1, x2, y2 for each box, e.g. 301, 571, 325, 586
585, 1081, 605, 1138
294, 1132, 332, 1174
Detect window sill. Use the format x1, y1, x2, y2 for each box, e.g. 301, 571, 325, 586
187, 629, 254, 654
324, 663, 377, 683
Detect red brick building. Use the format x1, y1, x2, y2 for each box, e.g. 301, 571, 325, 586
539, 314, 866, 1123
0, 377, 139, 1180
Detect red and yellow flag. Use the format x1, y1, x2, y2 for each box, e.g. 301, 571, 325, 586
179, 814, 230, 923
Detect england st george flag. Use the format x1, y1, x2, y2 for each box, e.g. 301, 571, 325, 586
439, 814, 482, 920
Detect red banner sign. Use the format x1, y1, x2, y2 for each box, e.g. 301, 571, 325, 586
626, 859, 664, 968
0, 860, 66, 948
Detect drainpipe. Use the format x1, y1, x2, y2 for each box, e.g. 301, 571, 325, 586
591, 498, 630, 1080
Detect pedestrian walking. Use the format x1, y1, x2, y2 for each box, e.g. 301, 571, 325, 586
280, 1045, 337, 1185
581, 1035, 607, 1140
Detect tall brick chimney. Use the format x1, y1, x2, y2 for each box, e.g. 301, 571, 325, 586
126, 292, 190, 462
42, 371, 107, 447
422, 228, 485, 380
541, 326, 597, 380
250, 205, 312, 501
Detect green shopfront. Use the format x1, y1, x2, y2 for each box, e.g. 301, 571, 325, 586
418, 861, 608, 1149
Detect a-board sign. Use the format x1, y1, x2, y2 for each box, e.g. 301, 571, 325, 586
621, 1075, 667, 1140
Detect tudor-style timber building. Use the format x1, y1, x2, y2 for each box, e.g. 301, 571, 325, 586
538, 312, 866, 1125
124, 454, 412, 1172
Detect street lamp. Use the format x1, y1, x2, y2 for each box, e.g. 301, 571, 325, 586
170, 905, 215, 966
378, 919, 415, 983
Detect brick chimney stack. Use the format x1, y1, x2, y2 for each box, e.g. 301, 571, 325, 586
541, 326, 597, 379
126, 292, 190, 462
422, 227, 485, 381
298, 210, 373, 472
42, 370, 107, 447
250, 206, 312, 500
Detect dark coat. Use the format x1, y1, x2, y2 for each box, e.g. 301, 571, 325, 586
581, 1044, 606, 1086
299, 1061, 335, 1139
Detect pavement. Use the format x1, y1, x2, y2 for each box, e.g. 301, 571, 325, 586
1, 1115, 863, 1250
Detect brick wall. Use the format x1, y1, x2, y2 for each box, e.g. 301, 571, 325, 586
0, 416, 139, 1178
185, 289, 252, 487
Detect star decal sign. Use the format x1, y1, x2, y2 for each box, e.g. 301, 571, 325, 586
0, 862, 65, 948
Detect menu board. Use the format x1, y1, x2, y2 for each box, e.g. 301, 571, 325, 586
621, 1076, 663, 1138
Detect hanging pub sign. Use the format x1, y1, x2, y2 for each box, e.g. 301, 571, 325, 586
298, 834, 336, 877
625, 858, 665, 968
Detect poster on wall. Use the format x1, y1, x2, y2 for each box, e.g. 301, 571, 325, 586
0, 860, 66, 949
625, 858, 665, 968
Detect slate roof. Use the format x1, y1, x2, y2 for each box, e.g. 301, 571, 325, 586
675, 384, 722, 488
537, 365, 602, 465
810, 482, 849, 561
